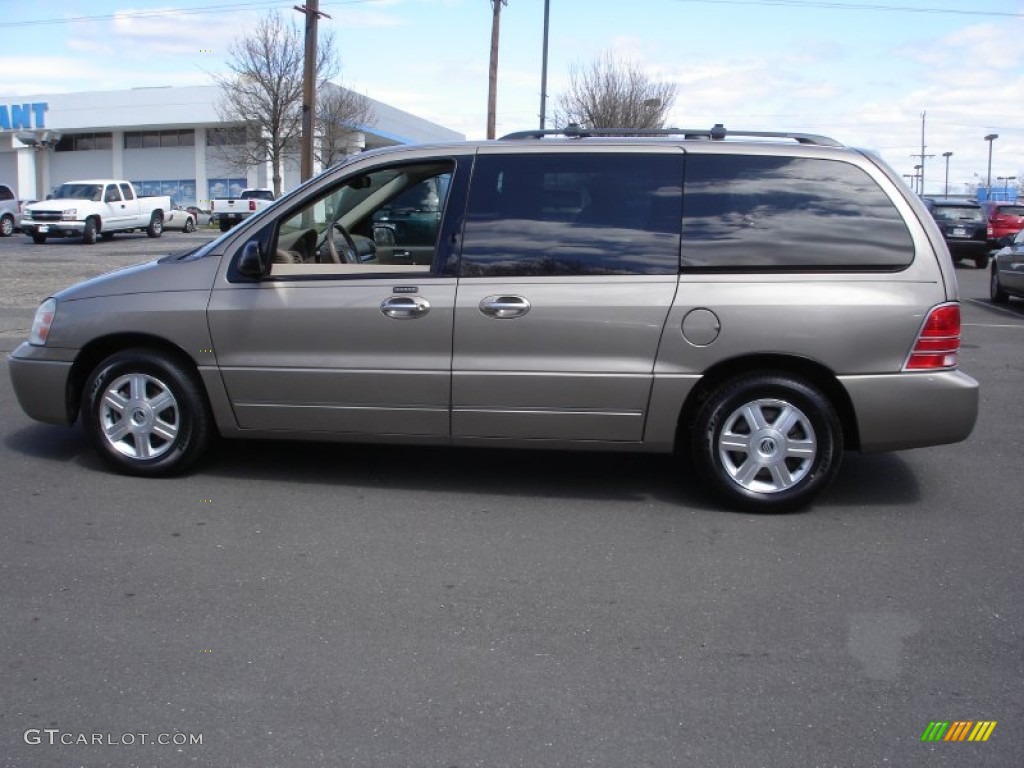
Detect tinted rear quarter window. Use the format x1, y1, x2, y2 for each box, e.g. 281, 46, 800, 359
681, 155, 914, 270
460, 153, 683, 276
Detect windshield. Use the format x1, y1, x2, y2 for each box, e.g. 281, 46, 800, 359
55, 183, 103, 201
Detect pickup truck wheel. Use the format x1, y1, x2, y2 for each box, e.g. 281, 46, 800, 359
82, 349, 212, 476
31, 233, 47, 244
146, 212, 163, 238
82, 217, 99, 245
0, 214, 13, 237
691, 374, 843, 513
218, 219, 231, 232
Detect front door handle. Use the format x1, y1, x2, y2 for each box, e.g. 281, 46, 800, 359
380, 296, 430, 319
479, 295, 531, 319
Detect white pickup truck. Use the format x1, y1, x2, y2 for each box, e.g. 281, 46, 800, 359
210, 188, 275, 232
21, 180, 170, 245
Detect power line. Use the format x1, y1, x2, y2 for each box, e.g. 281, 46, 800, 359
0, 0, 380, 28
672, 0, 1024, 17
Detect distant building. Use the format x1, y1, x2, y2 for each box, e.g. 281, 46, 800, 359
0, 85, 463, 205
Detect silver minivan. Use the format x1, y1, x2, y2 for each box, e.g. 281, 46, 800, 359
7, 127, 979, 511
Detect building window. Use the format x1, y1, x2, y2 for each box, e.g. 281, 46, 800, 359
124, 129, 195, 149
208, 178, 247, 202
131, 179, 198, 206
54, 133, 113, 152
207, 127, 247, 147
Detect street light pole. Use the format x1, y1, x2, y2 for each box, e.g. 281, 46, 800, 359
984, 133, 999, 200
942, 151, 953, 197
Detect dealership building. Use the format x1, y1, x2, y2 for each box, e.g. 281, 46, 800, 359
0, 85, 464, 206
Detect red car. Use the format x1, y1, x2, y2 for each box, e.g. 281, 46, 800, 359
984, 201, 1024, 243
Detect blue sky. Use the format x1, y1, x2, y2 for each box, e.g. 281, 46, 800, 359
0, 0, 1021, 194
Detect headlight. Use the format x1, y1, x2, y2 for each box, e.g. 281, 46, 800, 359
62, 208, 77, 221
29, 298, 57, 346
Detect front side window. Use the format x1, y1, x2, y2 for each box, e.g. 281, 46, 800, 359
265, 160, 456, 277
681, 155, 914, 270
460, 153, 683, 277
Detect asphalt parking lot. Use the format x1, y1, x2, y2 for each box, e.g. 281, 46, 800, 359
0, 232, 1021, 766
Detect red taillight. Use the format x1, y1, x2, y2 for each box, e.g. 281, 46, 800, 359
249, 199, 256, 211
905, 304, 961, 370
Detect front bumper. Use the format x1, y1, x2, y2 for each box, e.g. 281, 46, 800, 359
842, 370, 979, 452
8, 343, 75, 425
21, 221, 86, 238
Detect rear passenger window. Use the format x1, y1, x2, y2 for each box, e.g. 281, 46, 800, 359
460, 153, 683, 276
681, 155, 914, 270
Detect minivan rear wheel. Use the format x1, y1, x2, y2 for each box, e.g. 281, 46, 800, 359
82, 349, 211, 476
692, 374, 842, 512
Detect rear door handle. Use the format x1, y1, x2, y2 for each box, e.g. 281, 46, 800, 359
479, 295, 531, 319
380, 296, 430, 319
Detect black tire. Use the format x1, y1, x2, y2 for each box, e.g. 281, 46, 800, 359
974, 254, 988, 269
0, 214, 13, 237
218, 218, 231, 233
691, 374, 843, 513
82, 217, 98, 245
990, 263, 1009, 304
146, 212, 163, 238
81, 349, 212, 476
183, 216, 195, 233
31, 233, 47, 244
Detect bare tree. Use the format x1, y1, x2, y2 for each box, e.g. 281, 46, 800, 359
555, 52, 676, 132
212, 11, 339, 195
316, 83, 375, 168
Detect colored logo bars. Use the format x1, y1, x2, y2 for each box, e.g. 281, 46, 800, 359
921, 721, 997, 742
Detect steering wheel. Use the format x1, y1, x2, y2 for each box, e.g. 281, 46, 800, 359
326, 221, 360, 264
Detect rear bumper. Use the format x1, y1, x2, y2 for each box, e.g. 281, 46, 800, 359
841, 370, 979, 452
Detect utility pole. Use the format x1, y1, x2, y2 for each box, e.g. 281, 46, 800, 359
909, 111, 934, 196
539, 0, 550, 130
487, 0, 508, 139
295, 0, 331, 183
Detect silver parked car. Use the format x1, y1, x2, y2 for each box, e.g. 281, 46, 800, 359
7, 126, 979, 511
0, 183, 18, 237
990, 228, 1024, 304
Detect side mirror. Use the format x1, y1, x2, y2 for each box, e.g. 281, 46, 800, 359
236, 240, 267, 279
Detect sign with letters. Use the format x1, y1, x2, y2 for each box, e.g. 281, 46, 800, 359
0, 102, 48, 131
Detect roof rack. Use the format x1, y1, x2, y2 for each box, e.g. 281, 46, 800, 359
499, 123, 843, 148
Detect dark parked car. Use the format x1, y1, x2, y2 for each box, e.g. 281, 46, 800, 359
922, 197, 989, 268
990, 228, 1024, 304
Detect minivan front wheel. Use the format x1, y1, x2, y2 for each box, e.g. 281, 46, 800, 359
692, 374, 842, 512
82, 349, 211, 476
